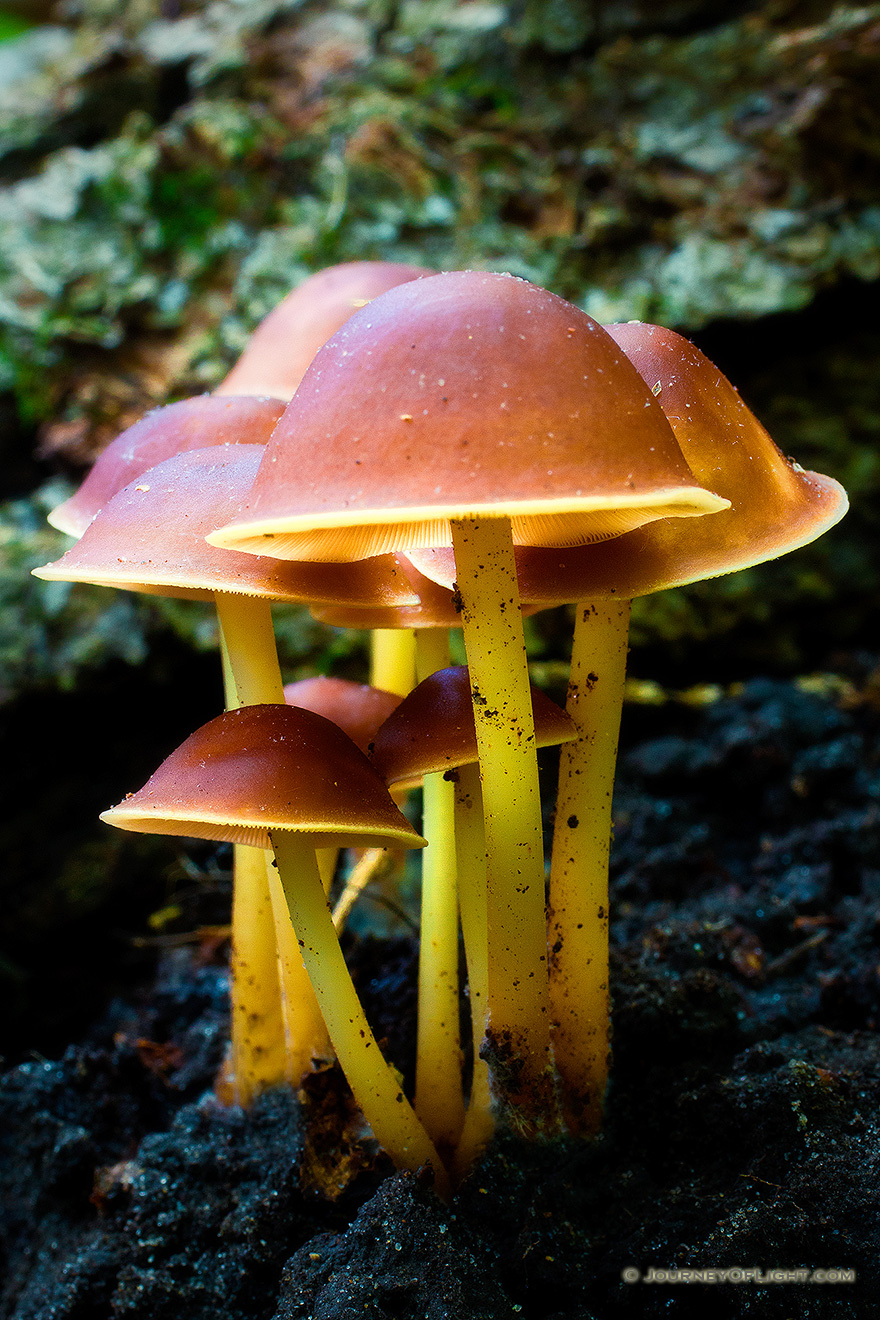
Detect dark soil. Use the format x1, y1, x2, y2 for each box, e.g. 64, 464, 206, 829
2, 663, 879, 1318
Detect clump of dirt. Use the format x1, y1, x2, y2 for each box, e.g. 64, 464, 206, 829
2, 666, 879, 1318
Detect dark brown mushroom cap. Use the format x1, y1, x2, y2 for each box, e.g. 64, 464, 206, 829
101, 704, 427, 850
207, 271, 728, 562
370, 665, 576, 788
217, 261, 433, 402
47, 396, 286, 539
405, 323, 848, 604
34, 446, 421, 606
284, 676, 402, 753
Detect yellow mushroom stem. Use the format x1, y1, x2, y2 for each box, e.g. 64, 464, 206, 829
216, 592, 330, 1097
415, 627, 451, 683
548, 598, 631, 1134
331, 847, 390, 931
370, 627, 417, 697
412, 622, 463, 1151
269, 829, 451, 1197
450, 516, 557, 1132
451, 760, 495, 1181
415, 767, 465, 1155
265, 858, 332, 1081
215, 593, 286, 709
226, 843, 288, 1104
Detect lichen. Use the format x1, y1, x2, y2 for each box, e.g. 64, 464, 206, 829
0, 0, 877, 690
0, 0, 877, 434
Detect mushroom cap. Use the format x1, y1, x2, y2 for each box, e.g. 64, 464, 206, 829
284, 676, 402, 753
405, 323, 848, 604
311, 557, 463, 630
370, 665, 576, 788
207, 271, 728, 562
217, 260, 433, 401
47, 395, 286, 539
34, 446, 422, 606
101, 704, 427, 850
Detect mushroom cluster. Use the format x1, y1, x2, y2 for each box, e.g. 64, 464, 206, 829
37, 263, 847, 1194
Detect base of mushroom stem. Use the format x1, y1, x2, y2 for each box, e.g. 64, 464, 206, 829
479, 1026, 565, 1140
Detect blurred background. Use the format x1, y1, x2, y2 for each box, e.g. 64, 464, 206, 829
1, 0, 878, 1058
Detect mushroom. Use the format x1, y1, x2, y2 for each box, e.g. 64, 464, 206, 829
217, 261, 434, 697
207, 270, 728, 1124
409, 322, 848, 1132
47, 263, 430, 535
47, 395, 286, 539
100, 702, 449, 1195
217, 260, 433, 402
34, 445, 423, 1100
371, 665, 576, 1164
284, 675, 404, 754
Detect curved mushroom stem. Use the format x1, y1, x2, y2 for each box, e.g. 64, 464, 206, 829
331, 847, 389, 931
450, 516, 557, 1134
269, 830, 451, 1197
216, 592, 331, 1096
451, 761, 495, 1180
548, 598, 630, 1134
415, 768, 465, 1155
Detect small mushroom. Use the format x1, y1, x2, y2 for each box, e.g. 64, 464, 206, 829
371, 665, 575, 1166
100, 703, 449, 1194
284, 675, 403, 754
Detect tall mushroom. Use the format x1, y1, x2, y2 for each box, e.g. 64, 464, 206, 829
207, 271, 728, 1125
409, 321, 848, 1132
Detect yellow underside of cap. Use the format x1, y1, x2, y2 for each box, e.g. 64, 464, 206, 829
100, 807, 426, 851
208, 488, 729, 563
32, 562, 308, 603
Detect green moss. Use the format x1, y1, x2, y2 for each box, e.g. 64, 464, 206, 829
1, 0, 878, 423
0, 0, 876, 681
0, 484, 141, 698
0, 11, 33, 43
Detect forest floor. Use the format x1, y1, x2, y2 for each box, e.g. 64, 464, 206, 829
2, 657, 879, 1319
